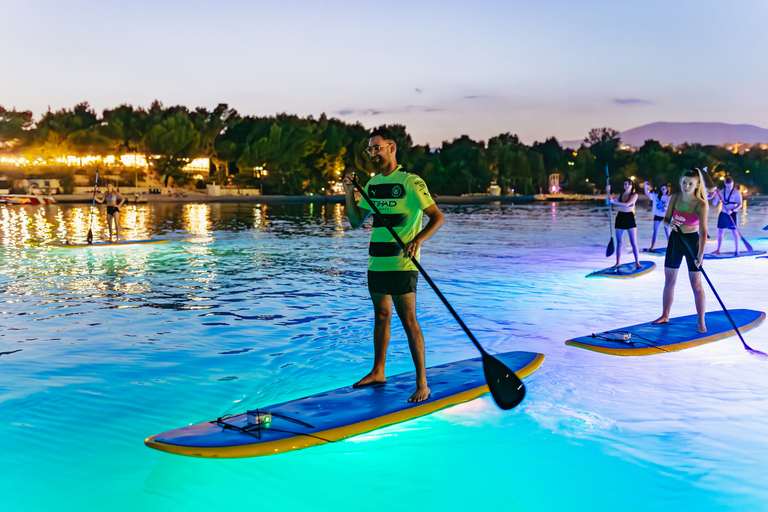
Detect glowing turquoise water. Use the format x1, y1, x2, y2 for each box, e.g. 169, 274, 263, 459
1, 200, 767, 511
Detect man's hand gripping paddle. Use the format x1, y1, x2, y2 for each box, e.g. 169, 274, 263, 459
349, 174, 526, 409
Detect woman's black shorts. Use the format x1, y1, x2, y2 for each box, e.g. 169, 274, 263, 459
107, 206, 119, 216
717, 211, 737, 229
653, 215, 664, 222
615, 211, 637, 230
368, 270, 418, 295
665, 231, 700, 272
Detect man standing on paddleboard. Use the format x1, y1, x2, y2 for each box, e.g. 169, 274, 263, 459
342, 128, 444, 403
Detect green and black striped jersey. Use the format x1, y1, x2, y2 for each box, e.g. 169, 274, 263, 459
360, 166, 435, 271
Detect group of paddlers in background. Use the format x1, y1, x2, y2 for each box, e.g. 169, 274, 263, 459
606, 173, 745, 267
606, 169, 750, 334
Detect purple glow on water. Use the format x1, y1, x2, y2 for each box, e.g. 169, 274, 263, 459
1, 199, 767, 511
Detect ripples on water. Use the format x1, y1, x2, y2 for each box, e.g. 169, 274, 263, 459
1, 199, 767, 511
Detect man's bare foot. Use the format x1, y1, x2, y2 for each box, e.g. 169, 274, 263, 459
652, 317, 669, 325
611, 263, 621, 268
408, 384, 431, 403
352, 371, 386, 388
712, 250, 721, 255
734, 252, 740, 257
635, 263, 643, 270
698, 324, 707, 333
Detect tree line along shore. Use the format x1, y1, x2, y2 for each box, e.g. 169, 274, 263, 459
1, 103, 766, 197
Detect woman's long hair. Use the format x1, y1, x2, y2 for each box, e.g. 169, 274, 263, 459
680, 169, 707, 202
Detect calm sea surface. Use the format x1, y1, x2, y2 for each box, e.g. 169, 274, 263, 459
1, 199, 768, 511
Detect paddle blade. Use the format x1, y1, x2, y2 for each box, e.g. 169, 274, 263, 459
482, 352, 526, 410
742, 237, 754, 252
86, 229, 93, 245
606, 238, 615, 257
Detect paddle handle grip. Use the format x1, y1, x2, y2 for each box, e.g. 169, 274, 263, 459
350, 175, 488, 356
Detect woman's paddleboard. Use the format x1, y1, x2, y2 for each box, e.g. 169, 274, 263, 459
48, 239, 168, 248
703, 250, 766, 260
145, 350, 545, 458
586, 261, 655, 279
565, 309, 765, 356
642, 239, 716, 256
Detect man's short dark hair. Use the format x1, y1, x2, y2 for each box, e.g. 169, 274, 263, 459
369, 127, 396, 143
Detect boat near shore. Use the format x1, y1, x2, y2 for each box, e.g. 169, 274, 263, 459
0, 194, 57, 205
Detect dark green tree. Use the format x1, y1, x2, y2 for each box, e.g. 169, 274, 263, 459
141, 106, 201, 186
0, 107, 34, 154
584, 127, 621, 178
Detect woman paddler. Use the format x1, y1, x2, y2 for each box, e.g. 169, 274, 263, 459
95, 182, 126, 242
652, 169, 709, 333
606, 178, 641, 269
643, 181, 671, 251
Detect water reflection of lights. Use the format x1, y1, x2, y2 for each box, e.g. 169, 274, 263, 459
121, 205, 152, 241
183, 204, 212, 239
253, 205, 267, 230
182, 204, 217, 284
0, 207, 32, 247
332, 203, 344, 235
68, 207, 103, 243
33, 211, 54, 242
55, 210, 67, 243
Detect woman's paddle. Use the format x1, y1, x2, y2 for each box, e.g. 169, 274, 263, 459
676, 230, 766, 357
86, 171, 99, 245
698, 167, 753, 252
605, 165, 615, 257
349, 174, 526, 410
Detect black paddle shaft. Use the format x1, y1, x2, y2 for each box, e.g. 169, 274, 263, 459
605, 165, 615, 257
86, 171, 99, 245
675, 230, 765, 356
349, 174, 526, 409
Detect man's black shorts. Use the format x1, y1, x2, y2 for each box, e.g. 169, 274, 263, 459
367, 270, 418, 295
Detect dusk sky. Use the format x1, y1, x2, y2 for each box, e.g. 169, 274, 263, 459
2, 0, 767, 145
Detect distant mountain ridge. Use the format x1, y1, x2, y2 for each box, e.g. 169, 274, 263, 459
561, 122, 768, 149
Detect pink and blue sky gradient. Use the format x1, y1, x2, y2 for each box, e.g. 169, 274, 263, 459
2, 0, 766, 145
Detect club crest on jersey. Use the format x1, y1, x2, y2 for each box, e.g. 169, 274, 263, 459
391, 185, 403, 198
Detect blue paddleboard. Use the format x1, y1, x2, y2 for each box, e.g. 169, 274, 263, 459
642, 238, 716, 256
48, 239, 168, 248
145, 350, 545, 458
586, 260, 655, 279
566, 309, 765, 356
704, 250, 766, 260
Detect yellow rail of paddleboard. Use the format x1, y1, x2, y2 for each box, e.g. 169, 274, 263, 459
145, 353, 545, 458
47, 239, 168, 249
566, 312, 765, 356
